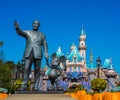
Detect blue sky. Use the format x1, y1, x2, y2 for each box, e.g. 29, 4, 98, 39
0, 0, 120, 73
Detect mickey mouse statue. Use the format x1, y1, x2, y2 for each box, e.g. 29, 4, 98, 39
46, 52, 66, 91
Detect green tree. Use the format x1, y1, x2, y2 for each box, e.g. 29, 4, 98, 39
91, 78, 107, 93
0, 41, 4, 61
0, 61, 12, 89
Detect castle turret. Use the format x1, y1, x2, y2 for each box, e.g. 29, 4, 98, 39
88, 49, 97, 82
70, 43, 76, 52
105, 58, 117, 78
90, 48, 93, 63
78, 26, 86, 67
56, 46, 64, 57
104, 58, 117, 90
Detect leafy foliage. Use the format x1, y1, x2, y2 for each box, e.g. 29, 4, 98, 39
91, 78, 107, 93
8, 79, 31, 94
68, 84, 84, 93
14, 79, 22, 90
75, 84, 84, 92
117, 81, 120, 87
0, 41, 5, 61
0, 60, 17, 93
0, 61, 13, 89
14, 79, 30, 90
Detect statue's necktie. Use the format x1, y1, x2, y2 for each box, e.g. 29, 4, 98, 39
33, 31, 37, 40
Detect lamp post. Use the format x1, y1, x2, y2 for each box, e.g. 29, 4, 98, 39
96, 56, 101, 78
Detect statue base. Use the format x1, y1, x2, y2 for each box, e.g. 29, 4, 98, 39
15, 90, 64, 94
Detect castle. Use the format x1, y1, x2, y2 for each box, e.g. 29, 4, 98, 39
55, 27, 119, 91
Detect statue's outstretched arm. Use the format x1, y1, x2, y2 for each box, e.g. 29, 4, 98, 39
14, 21, 26, 37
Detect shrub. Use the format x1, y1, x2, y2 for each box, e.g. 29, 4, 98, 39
8, 79, 31, 94
91, 78, 106, 93
14, 79, 22, 90
68, 84, 84, 93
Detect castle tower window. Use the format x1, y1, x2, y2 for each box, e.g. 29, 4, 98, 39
74, 58, 77, 63
74, 66, 76, 72
70, 66, 72, 72
78, 66, 80, 72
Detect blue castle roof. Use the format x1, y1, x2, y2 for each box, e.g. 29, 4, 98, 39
102, 58, 114, 69
56, 47, 64, 57
102, 59, 110, 68
87, 62, 97, 69
87, 58, 114, 69
67, 45, 83, 62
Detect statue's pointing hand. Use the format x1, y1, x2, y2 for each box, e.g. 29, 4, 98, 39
14, 21, 19, 29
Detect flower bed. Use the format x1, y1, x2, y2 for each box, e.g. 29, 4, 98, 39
68, 90, 120, 100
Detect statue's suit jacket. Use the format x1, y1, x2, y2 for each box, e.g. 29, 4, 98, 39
16, 28, 48, 59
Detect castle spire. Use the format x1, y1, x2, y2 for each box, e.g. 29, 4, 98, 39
56, 46, 64, 57
90, 48, 93, 62
109, 58, 114, 69
58, 46, 61, 53
78, 26, 86, 68
81, 25, 85, 35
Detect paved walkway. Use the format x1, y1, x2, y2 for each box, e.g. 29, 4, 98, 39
5, 94, 75, 100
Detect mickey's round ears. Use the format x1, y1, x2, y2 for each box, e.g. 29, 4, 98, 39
51, 53, 66, 62
59, 56, 66, 62
52, 53, 57, 59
